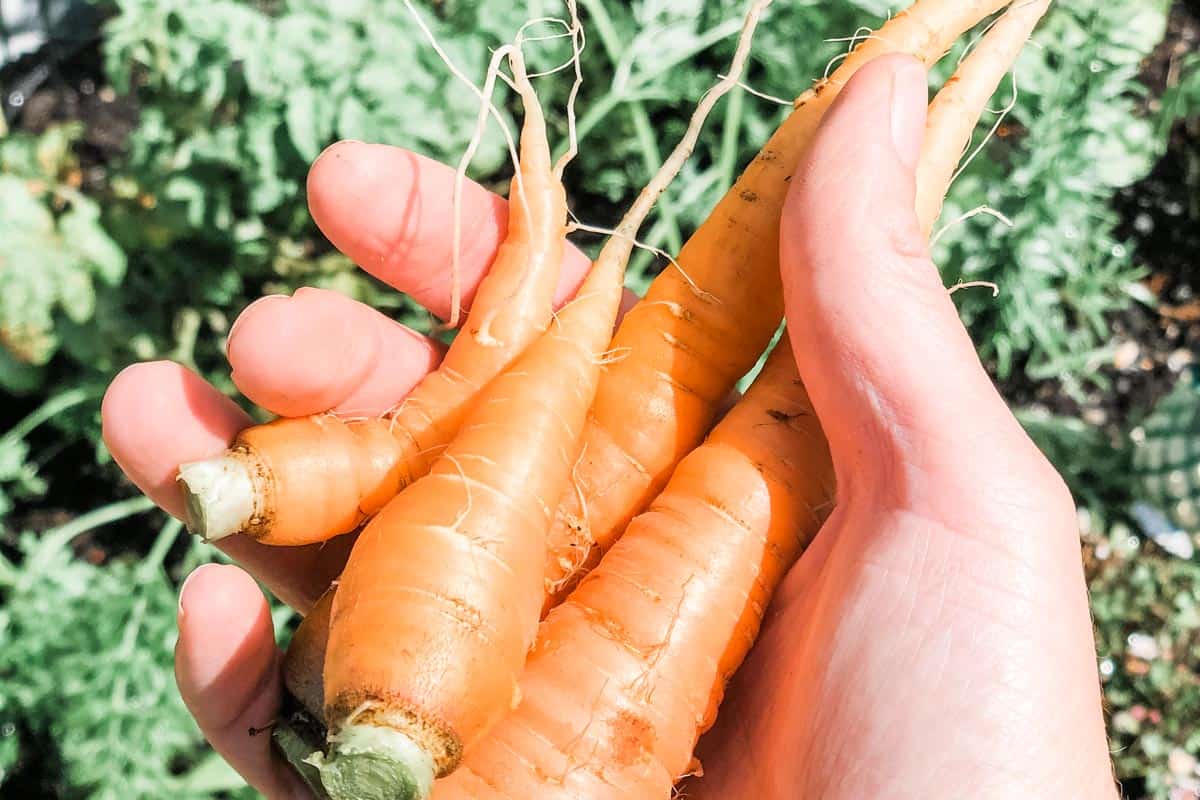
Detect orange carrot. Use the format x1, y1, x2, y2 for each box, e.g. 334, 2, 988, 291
432, 340, 829, 799
309, 14, 769, 796
176, 46, 567, 546
276, 0, 1031, 721
541, 0, 1019, 604
273, 3, 1048, 796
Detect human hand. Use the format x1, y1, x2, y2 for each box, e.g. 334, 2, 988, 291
100, 141, 597, 797
686, 55, 1116, 799
101, 55, 1115, 800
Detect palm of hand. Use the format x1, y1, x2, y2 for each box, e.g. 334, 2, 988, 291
694, 449, 1113, 798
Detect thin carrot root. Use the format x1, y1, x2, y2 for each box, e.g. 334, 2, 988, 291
916, 0, 1051, 234
177, 9, 568, 546
539, 0, 1019, 609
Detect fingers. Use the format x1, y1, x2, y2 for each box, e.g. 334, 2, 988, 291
232, 142, 639, 420
102, 361, 250, 518
176, 564, 310, 800
227, 287, 443, 418
781, 54, 1019, 479
307, 141, 594, 320
101, 361, 354, 612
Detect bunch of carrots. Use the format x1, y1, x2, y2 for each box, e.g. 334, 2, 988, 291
173, 0, 1051, 797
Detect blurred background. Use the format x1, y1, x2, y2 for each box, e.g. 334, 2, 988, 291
0, 0, 1196, 797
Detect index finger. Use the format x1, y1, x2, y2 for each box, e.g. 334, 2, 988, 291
308, 141, 593, 319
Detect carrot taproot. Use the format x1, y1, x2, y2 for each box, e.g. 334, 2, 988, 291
432, 339, 829, 799
175, 0, 1013, 554
435, 7, 1051, 795
176, 42, 567, 546
309, 12, 769, 795
915, 0, 1050, 234
541, 0, 1020, 604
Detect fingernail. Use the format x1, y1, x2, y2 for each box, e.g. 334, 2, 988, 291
226, 293, 290, 351
890, 59, 928, 171
177, 563, 221, 619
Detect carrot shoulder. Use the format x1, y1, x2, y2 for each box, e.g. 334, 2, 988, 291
176, 50, 566, 546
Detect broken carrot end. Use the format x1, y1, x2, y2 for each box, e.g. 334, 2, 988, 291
308, 723, 436, 800
177, 455, 256, 542
272, 704, 332, 800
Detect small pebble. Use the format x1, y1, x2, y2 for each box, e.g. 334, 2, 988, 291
1167, 349, 1195, 372
1127, 632, 1160, 661
1170, 749, 1197, 778
1113, 340, 1140, 370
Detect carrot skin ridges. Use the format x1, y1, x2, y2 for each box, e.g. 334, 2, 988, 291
177, 86, 565, 546
318, 46, 624, 791
542, 0, 1017, 605
436, 341, 833, 798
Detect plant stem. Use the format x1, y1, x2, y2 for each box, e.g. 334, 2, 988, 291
40, 496, 157, 552
1, 387, 95, 444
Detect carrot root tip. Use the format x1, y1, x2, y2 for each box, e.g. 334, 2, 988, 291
307, 723, 435, 800
177, 456, 255, 541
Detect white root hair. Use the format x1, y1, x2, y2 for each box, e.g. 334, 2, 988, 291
931, 204, 1014, 246
402, 0, 525, 330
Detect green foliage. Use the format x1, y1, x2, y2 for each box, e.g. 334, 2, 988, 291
0, 506, 254, 798
1161, 51, 1200, 128
0, 390, 96, 520
1089, 519, 1200, 799
0, 125, 126, 393
935, 2, 1171, 395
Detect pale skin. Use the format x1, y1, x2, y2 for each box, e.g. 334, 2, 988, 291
100, 56, 1116, 799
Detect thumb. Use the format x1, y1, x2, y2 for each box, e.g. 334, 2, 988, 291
782, 54, 1017, 482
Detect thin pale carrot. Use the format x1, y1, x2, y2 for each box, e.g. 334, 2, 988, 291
915, 0, 1050, 234
541, 0, 1020, 605
176, 43, 567, 546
